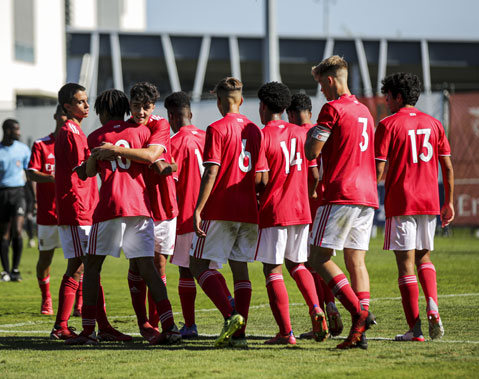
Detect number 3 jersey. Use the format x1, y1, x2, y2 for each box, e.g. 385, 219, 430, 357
314, 94, 378, 208
87, 120, 153, 223
375, 107, 451, 217
202, 113, 267, 224
171, 125, 206, 235
259, 120, 313, 228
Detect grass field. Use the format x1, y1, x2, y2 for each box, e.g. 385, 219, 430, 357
1, 229, 478, 378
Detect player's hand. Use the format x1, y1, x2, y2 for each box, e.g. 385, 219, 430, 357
92, 142, 117, 161
194, 210, 206, 238
440, 202, 455, 227
311, 190, 318, 199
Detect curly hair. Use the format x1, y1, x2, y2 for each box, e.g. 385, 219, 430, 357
381, 72, 421, 106
287, 93, 312, 113
164, 91, 191, 111
130, 82, 160, 104
94, 89, 130, 118
58, 83, 86, 113
258, 82, 291, 113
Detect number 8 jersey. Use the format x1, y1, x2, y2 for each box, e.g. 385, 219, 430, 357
375, 107, 451, 218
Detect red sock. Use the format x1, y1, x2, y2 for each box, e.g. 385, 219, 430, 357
266, 273, 291, 336
321, 277, 335, 305
55, 275, 78, 328
417, 263, 438, 313
148, 289, 159, 328
156, 299, 174, 332
178, 278, 196, 327
38, 275, 51, 300
309, 268, 325, 310
81, 304, 96, 336
356, 291, 370, 311
96, 279, 112, 330
328, 274, 361, 315
233, 280, 251, 336
290, 264, 321, 313
398, 275, 420, 329
212, 270, 233, 303
127, 270, 148, 326
197, 270, 233, 319
75, 274, 83, 311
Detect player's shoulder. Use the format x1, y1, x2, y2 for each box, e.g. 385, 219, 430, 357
148, 115, 169, 127
15, 140, 30, 152
63, 120, 82, 135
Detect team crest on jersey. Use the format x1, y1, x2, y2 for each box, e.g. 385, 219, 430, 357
237, 118, 244, 122
48, 153, 55, 159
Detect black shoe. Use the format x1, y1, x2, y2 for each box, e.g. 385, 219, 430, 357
10, 269, 22, 282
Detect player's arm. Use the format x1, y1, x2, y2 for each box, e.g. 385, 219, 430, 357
193, 163, 219, 237
92, 143, 164, 164
150, 156, 178, 176
305, 126, 328, 161
27, 170, 54, 183
85, 156, 98, 178
376, 160, 386, 182
255, 171, 269, 193
308, 166, 320, 198
439, 155, 454, 227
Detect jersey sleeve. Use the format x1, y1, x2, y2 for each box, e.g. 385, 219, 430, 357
28, 142, 42, 171
68, 132, 88, 170
374, 121, 390, 161
255, 131, 269, 172
437, 124, 451, 156
203, 126, 222, 165
311, 103, 340, 142
170, 135, 184, 177
148, 118, 170, 151
23, 144, 31, 169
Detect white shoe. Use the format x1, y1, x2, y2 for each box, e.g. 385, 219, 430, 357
427, 297, 444, 340
0, 271, 11, 282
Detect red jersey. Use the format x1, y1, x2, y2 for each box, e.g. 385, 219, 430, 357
54, 120, 99, 226
171, 125, 206, 234
202, 113, 267, 224
128, 114, 170, 150
375, 107, 451, 217
87, 120, 152, 223
28, 134, 57, 225
314, 95, 378, 208
259, 120, 312, 228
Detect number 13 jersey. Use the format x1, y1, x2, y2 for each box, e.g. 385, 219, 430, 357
375, 107, 451, 217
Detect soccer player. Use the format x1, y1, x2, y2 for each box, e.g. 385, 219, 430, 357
27, 105, 83, 315
255, 82, 328, 345
65, 89, 180, 345
189, 77, 267, 348
304, 56, 378, 349
51, 83, 126, 341
286, 93, 343, 339
375, 72, 454, 341
0, 119, 30, 282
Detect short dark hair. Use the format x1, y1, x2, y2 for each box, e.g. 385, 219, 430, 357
2, 118, 19, 132
94, 89, 130, 118
381, 72, 421, 106
287, 93, 312, 113
58, 83, 86, 112
130, 82, 160, 104
164, 91, 191, 111
258, 82, 291, 113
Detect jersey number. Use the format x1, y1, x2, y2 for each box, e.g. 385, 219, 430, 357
110, 140, 131, 171
359, 117, 369, 152
408, 129, 433, 163
194, 148, 205, 176
280, 138, 303, 174
238, 139, 252, 173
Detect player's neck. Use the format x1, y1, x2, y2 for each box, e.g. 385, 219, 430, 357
68, 116, 83, 127
265, 113, 283, 123
1, 137, 14, 146
223, 104, 241, 115
299, 116, 312, 125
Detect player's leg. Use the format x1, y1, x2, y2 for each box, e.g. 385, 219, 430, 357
0, 190, 13, 280
37, 249, 54, 315
344, 248, 370, 311
72, 270, 83, 317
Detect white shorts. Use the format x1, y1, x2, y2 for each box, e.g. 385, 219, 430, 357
59, 225, 91, 259
154, 218, 177, 255
255, 224, 309, 265
171, 232, 222, 269
87, 216, 155, 259
384, 215, 436, 251
37, 224, 60, 251
310, 204, 374, 251
190, 220, 258, 264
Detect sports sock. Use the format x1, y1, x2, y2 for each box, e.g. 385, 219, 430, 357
417, 263, 438, 313
266, 273, 292, 336
127, 270, 148, 326
96, 279, 112, 330
81, 304, 96, 336
197, 270, 233, 319
54, 275, 78, 328
38, 275, 51, 300
74, 274, 83, 311
148, 289, 159, 328
212, 270, 234, 305
178, 278, 196, 327
321, 277, 336, 305
233, 280, 251, 336
290, 264, 321, 313
0, 238, 10, 272
356, 291, 370, 311
328, 274, 361, 315
161, 275, 167, 285
309, 268, 325, 310
398, 275, 420, 329
11, 236, 23, 271
155, 299, 174, 332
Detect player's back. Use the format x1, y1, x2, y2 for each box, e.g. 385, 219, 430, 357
259, 120, 311, 228
375, 107, 450, 217
171, 125, 206, 234
87, 120, 152, 223
318, 94, 378, 208
202, 113, 264, 224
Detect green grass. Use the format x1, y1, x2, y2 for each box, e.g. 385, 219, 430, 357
1, 229, 479, 378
